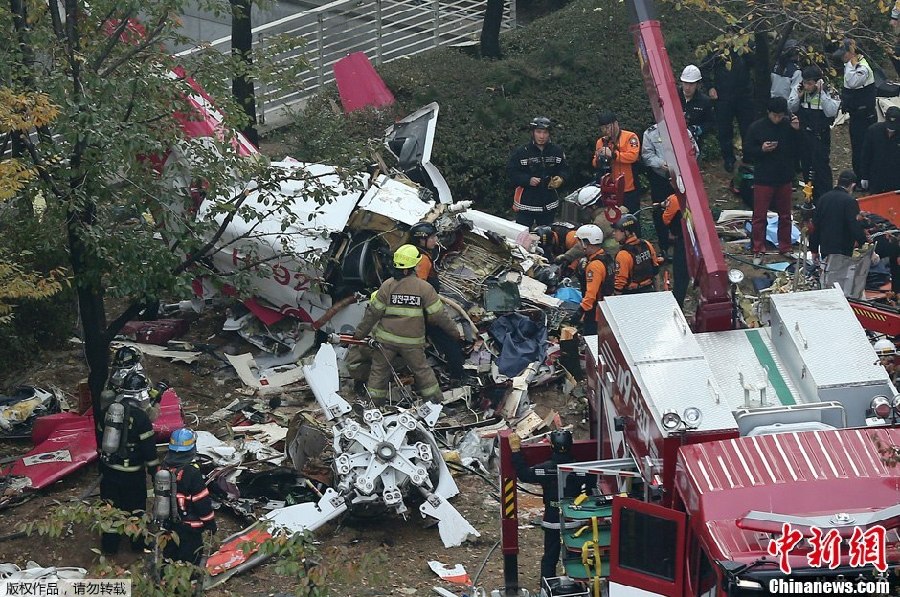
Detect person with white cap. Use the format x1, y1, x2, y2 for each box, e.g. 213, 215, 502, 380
569, 224, 613, 336
832, 38, 876, 180
678, 64, 714, 153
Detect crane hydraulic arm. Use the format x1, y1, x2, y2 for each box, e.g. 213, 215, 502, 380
628, 0, 733, 332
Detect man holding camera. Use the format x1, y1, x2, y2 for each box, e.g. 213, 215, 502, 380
788, 65, 841, 201
507, 116, 569, 228
593, 111, 642, 235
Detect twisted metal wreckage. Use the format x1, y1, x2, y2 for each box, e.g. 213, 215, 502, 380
0, 100, 584, 584
186, 103, 585, 583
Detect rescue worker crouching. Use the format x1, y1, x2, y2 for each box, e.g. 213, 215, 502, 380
509, 430, 585, 587
98, 371, 161, 555
354, 245, 462, 404
548, 187, 629, 277
409, 221, 466, 384
568, 225, 613, 336
534, 222, 579, 263
612, 214, 660, 294
156, 428, 215, 565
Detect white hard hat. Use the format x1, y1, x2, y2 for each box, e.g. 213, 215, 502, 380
680, 64, 702, 83
575, 224, 604, 246
577, 185, 603, 208
874, 338, 896, 357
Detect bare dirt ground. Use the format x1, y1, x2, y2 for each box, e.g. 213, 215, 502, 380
0, 126, 857, 596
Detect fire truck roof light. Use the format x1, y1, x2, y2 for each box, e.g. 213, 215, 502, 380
661, 409, 682, 431
871, 396, 891, 419
683, 407, 703, 428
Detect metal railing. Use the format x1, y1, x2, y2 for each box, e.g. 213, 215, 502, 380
175, 0, 516, 127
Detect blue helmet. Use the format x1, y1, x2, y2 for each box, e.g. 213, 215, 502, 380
169, 428, 197, 452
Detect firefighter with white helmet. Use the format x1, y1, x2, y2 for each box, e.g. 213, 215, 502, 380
156, 427, 215, 564
875, 338, 897, 358
98, 371, 161, 555
354, 245, 461, 404
570, 225, 614, 335
679, 64, 714, 152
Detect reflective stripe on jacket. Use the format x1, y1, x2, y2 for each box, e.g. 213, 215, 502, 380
169, 462, 214, 529
354, 274, 458, 346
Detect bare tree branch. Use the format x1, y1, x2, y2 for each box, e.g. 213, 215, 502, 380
91, 9, 136, 73
97, 14, 168, 78
170, 188, 250, 276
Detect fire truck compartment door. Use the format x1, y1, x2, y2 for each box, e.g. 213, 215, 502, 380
610, 496, 686, 597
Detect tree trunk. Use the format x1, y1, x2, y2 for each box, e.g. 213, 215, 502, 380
63, 0, 109, 447
231, 0, 259, 147
480, 0, 504, 59
752, 30, 770, 119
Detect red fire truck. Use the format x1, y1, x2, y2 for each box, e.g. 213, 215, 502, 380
496, 1, 900, 595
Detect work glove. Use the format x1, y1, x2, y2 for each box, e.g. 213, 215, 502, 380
548, 176, 564, 190
860, 179, 869, 190
508, 432, 521, 452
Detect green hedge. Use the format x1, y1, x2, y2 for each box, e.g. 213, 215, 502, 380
282, 0, 718, 216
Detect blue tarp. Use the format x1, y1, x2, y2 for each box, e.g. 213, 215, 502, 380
744, 216, 800, 247
488, 313, 548, 378
554, 287, 582, 304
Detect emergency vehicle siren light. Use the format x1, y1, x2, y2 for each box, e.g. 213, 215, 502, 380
727, 269, 744, 285
892, 395, 900, 416
661, 409, 682, 431
662, 407, 704, 432
870, 396, 892, 420
683, 406, 703, 429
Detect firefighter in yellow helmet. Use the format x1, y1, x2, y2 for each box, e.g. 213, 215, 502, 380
354, 245, 461, 403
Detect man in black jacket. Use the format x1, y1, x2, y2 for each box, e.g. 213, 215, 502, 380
678, 64, 714, 154
860, 106, 900, 194
744, 96, 801, 263
701, 46, 755, 172
810, 170, 870, 298
507, 117, 569, 228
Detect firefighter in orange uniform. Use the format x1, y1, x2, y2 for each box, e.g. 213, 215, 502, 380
612, 214, 660, 294
662, 194, 688, 307
534, 222, 579, 262
354, 245, 461, 404
569, 224, 613, 336
593, 111, 642, 235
